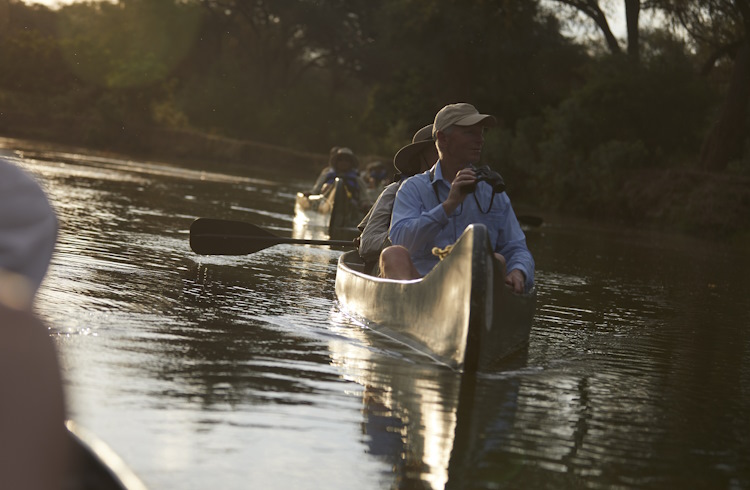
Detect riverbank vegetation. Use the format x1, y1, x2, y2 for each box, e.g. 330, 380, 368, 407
1, 0, 748, 236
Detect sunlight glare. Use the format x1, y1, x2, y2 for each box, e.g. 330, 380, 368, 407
22, 0, 91, 7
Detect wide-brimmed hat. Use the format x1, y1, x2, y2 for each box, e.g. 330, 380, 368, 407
331, 147, 359, 169
393, 124, 434, 176
432, 103, 497, 138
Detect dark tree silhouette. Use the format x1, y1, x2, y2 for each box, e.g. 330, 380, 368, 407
657, 0, 750, 171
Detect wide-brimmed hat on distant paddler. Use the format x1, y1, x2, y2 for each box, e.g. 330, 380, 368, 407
331, 147, 359, 170
393, 124, 434, 176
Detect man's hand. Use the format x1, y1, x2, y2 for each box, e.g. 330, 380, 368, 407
442, 167, 476, 215
505, 269, 526, 294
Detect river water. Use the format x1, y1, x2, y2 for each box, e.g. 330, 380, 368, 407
4, 141, 750, 489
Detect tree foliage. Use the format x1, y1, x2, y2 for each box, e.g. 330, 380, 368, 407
655, 0, 750, 171
1, 0, 747, 231
552, 0, 627, 55
359, 1, 586, 140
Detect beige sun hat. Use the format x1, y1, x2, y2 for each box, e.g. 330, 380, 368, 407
432, 103, 497, 138
393, 124, 434, 176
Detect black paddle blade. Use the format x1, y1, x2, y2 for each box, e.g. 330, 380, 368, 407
517, 215, 543, 227
189, 218, 279, 255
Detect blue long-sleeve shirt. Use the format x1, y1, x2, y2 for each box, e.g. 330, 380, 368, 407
389, 161, 535, 290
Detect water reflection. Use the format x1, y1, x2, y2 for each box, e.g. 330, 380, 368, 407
6, 143, 749, 489
328, 310, 531, 489
328, 316, 460, 489
185, 251, 484, 472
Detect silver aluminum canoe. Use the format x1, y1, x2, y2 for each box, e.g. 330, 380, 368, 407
335, 223, 536, 372
294, 177, 362, 237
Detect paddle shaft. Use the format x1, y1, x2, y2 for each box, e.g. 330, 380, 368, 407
198, 233, 354, 248
189, 218, 357, 254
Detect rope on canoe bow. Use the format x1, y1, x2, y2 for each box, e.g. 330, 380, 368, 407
431, 243, 455, 260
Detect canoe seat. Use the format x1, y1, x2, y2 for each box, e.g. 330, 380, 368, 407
348, 262, 366, 273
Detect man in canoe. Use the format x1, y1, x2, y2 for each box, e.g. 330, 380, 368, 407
311, 147, 366, 194
381, 103, 534, 294
356, 124, 438, 274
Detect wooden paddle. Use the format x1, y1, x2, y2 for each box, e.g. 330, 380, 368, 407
189, 218, 357, 255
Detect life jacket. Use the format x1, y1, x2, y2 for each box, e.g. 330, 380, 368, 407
323, 169, 361, 197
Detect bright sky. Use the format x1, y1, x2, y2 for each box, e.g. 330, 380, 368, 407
23, 0, 85, 7
24, 0, 637, 40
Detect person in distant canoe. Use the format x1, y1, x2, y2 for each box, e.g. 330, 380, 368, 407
310, 145, 340, 192
364, 160, 389, 190
310, 147, 370, 209
311, 147, 363, 194
381, 103, 534, 294
356, 124, 437, 274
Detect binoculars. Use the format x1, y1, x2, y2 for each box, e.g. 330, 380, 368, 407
464, 165, 506, 194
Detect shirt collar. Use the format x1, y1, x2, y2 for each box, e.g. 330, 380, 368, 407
429, 160, 449, 185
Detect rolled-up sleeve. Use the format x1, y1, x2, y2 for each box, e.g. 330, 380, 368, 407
494, 197, 535, 290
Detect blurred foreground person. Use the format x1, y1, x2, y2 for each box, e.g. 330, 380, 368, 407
0, 156, 66, 489
1, 302, 67, 490
0, 157, 58, 310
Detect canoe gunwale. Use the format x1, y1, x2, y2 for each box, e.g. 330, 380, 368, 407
65, 419, 148, 490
